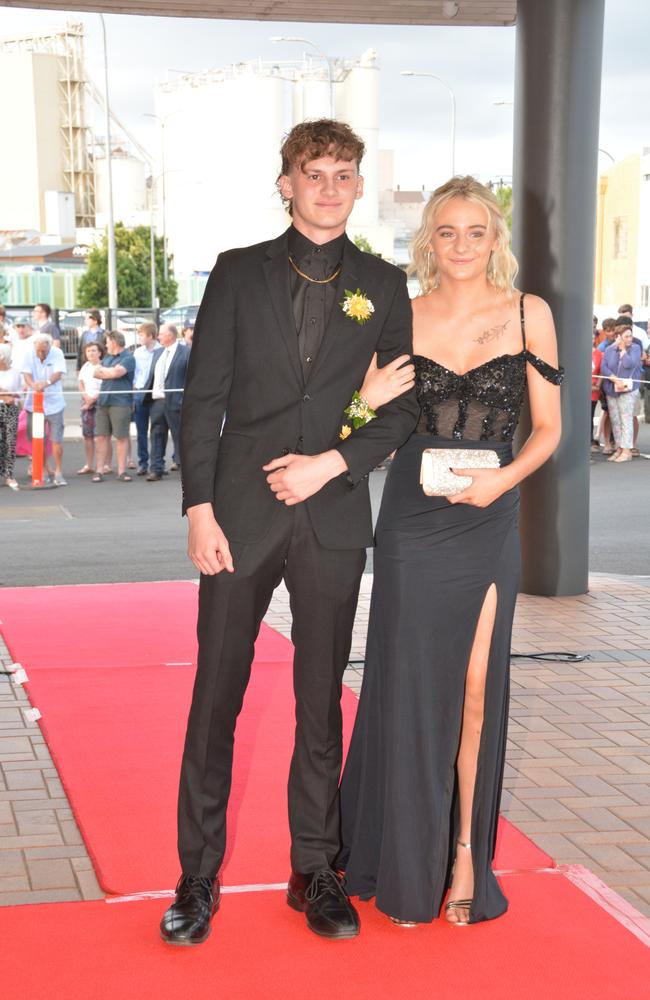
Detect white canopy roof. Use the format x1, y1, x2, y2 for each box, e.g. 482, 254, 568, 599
1, 1, 517, 26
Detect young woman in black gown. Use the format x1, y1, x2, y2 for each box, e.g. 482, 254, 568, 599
340, 176, 563, 926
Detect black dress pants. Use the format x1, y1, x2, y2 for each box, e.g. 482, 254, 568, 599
150, 400, 181, 473
177, 502, 366, 877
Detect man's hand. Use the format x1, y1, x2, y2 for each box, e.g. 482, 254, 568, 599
187, 503, 234, 575
263, 450, 347, 505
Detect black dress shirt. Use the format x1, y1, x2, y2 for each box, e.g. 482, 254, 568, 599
288, 226, 346, 380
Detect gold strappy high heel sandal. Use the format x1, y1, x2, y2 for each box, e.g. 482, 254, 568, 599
445, 839, 472, 927
389, 916, 419, 928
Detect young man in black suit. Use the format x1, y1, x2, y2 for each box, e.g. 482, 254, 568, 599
161, 119, 418, 945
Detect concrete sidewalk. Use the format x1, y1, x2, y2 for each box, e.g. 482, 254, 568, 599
1, 573, 649, 917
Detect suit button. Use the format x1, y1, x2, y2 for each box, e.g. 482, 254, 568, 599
302, 394, 311, 402
298, 435, 303, 444
281, 447, 290, 456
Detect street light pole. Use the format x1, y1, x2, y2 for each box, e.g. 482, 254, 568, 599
271, 36, 333, 117
144, 113, 169, 285
401, 70, 456, 177
99, 14, 118, 313
162, 126, 168, 283
149, 189, 157, 308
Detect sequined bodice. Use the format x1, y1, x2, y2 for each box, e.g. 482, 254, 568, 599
414, 296, 564, 442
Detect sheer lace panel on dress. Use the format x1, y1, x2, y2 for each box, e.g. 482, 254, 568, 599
414, 294, 564, 443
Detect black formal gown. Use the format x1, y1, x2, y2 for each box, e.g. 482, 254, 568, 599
339, 294, 563, 924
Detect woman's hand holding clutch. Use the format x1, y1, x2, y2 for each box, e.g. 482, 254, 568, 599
446, 467, 514, 508
360, 353, 415, 410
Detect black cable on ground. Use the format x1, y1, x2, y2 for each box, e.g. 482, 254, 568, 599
511, 652, 589, 663
349, 652, 590, 668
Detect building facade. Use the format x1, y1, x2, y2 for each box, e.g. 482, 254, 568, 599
595, 149, 650, 309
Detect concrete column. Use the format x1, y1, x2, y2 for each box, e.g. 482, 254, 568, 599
512, 0, 606, 596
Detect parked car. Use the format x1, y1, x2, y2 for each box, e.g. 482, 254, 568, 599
159, 305, 199, 330
114, 311, 157, 348
57, 309, 156, 354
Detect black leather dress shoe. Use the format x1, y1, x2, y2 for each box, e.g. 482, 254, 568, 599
287, 868, 360, 939
160, 875, 220, 946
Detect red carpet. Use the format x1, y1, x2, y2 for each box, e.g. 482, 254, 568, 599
1, 581, 551, 896
0, 581, 292, 669
3, 875, 649, 999
23, 659, 357, 893
2, 582, 646, 997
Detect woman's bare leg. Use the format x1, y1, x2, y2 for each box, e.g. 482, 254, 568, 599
446, 583, 497, 924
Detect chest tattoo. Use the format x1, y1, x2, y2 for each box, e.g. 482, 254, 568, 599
474, 319, 511, 345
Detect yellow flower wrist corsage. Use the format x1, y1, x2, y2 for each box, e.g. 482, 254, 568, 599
339, 391, 377, 440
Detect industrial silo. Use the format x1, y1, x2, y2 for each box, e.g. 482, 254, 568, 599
95, 147, 148, 228
156, 63, 291, 274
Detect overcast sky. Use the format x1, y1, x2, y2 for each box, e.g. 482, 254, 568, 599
0, 1, 648, 190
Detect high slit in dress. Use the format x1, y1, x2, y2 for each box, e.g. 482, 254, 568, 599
339, 294, 563, 924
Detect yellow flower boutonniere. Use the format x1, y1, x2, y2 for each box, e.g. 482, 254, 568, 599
340, 288, 375, 325
339, 425, 352, 441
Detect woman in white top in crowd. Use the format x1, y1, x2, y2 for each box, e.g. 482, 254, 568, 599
77, 340, 104, 475
0, 343, 22, 490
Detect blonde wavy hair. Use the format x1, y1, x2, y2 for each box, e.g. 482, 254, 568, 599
408, 176, 518, 295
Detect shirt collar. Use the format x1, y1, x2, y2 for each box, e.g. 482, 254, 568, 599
288, 225, 346, 269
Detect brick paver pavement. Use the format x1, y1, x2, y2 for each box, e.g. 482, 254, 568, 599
0, 636, 103, 905
1, 572, 649, 917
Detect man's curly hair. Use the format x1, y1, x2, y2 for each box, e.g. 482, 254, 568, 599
277, 119, 365, 212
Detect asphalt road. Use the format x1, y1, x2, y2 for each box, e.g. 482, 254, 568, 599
1, 423, 648, 588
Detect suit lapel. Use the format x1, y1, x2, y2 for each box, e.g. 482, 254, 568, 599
263, 230, 303, 386
165, 343, 186, 385
146, 347, 163, 392
307, 236, 363, 383
164, 347, 175, 386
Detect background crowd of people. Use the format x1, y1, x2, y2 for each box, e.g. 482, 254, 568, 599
592, 304, 649, 462
0, 304, 193, 489
1, 296, 648, 492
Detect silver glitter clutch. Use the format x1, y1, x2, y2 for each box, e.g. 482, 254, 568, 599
420, 448, 500, 497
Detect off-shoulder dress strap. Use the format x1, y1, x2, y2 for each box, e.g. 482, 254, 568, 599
520, 292, 565, 385
527, 353, 565, 385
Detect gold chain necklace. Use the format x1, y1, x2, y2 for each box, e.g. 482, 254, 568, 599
288, 255, 342, 285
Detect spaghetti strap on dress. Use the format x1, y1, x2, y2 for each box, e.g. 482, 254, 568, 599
339, 294, 563, 923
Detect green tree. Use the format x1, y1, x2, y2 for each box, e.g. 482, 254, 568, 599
494, 185, 513, 233
353, 234, 382, 257
77, 223, 178, 308
0, 270, 9, 302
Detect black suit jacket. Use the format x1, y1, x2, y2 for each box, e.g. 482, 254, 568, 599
143, 342, 190, 412
180, 229, 419, 549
